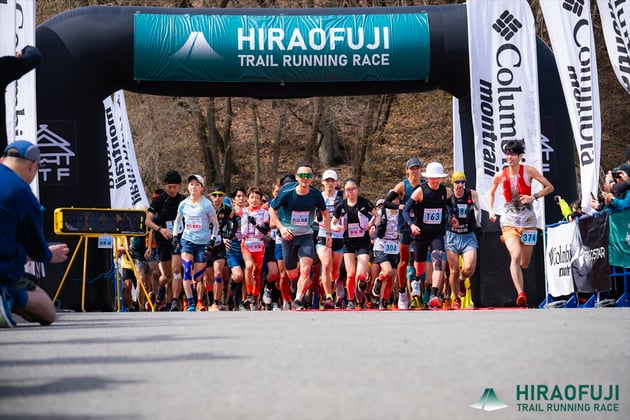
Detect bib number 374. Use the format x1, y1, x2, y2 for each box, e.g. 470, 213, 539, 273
521, 230, 537, 246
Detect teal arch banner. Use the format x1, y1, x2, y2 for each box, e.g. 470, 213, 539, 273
134, 13, 430, 83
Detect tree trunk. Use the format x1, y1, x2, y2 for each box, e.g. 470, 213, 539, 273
202, 98, 222, 181
306, 97, 324, 163
250, 99, 261, 186
222, 97, 234, 188
271, 100, 288, 177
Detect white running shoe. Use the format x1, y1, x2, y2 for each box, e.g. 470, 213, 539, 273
398, 291, 409, 310
262, 285, 273, 305
410, 280, 421, 297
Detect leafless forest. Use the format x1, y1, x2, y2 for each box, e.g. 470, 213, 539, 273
38, 0, 629, 202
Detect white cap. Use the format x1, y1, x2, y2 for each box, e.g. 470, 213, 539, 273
421, 162, 448, 178
188, 174, 205, 186
376, 198, 385, 207
322, 169, 338, 181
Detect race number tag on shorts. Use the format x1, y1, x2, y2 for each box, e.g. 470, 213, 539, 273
521, 230, 537, 246
185, 216, 202, 231
423, 208, 442, 224
166, 220, 174, 230
244, 239, 264, 252
382, 239, 399, 255
291, 211, 309, 226
348, 222, 363, 238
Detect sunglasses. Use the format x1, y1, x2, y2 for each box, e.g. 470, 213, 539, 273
344, 187, 358, 192
210, 192, 225, 197
297, 172, 314, 179
454, 180, 466, 185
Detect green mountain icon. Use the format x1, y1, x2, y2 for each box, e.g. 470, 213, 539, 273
470, 388, 509, 411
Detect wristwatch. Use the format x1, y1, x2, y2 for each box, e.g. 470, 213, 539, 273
534, 193, 539, 201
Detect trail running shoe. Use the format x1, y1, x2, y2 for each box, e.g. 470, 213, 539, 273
372, 279, 382, 298
453, 298, 462, 309
0, 288, 16, 328
262, 285, 273, 305
272, 302, 281, 311
292, 299, 305, 311
196, 302, 207, 312
379, 299, 387, 311
410, 280, 421, 297
323, 297, 335, 310
169, 300, 179, 312
346, 300, 356, 311
429, 295, 441, 308
186, 304, 196, 312
398, 291, 409, 310
516, 292, 528, 307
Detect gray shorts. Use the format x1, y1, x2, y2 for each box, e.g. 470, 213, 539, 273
445, 231, 478, 254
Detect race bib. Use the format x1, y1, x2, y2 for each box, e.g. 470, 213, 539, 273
382, 239, 399, 255
166, 220, 174, 230
185, 216, 202, 231
423, 208, 442, 224
291, 210, 309, 226
521, 230, 537, 246
244, 239, 264, 253
348, 222, 363, 238
457, 204, 467, 218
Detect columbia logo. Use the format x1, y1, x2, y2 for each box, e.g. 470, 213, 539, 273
492, 10, 523, 41
562, 0, 584, 16
470, 387, 509, 411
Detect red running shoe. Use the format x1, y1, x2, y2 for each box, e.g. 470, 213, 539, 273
516, 292, 527, 307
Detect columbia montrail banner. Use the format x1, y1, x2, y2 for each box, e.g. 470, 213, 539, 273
14, 0, 38, 148
546, 222, 576, 297
596, 0, 630, 94
608, 207, 630, 268
571, 212, 611, 293
1, 0, 16, 144
540, 0, 602, 212
467, 0, 544, 227
134, 13, 430, 83
104, 91, 149, 209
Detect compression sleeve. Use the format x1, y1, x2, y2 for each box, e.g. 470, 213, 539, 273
402, 199, 416, 227
383, 189, 400, 210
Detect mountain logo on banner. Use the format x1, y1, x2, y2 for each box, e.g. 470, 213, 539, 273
492, 10, 522, 41
470, 387, 509, 411
562, 0, 584, 15
171, 32, 223, 60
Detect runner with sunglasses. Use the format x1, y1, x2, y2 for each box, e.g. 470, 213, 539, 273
268, 162, 331, 311
444, 171, 480, 309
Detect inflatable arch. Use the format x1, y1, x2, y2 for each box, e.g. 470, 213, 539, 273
36, 4, 576, 309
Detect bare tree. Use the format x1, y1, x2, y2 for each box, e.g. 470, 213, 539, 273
271, 100, 288, 176
250, 99, 262, 186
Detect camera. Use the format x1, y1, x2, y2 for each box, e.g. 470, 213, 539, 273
611, 170, 622, 179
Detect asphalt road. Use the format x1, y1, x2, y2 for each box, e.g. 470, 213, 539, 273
1, 308, 629, 420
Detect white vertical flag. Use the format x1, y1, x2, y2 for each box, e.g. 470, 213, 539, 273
104, 91, 149, 209
452, 97, 464, 172
540, 0, 602, 212
2, 0, 17, 144
467, 0, 544, 227
596, 0, 630, 94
